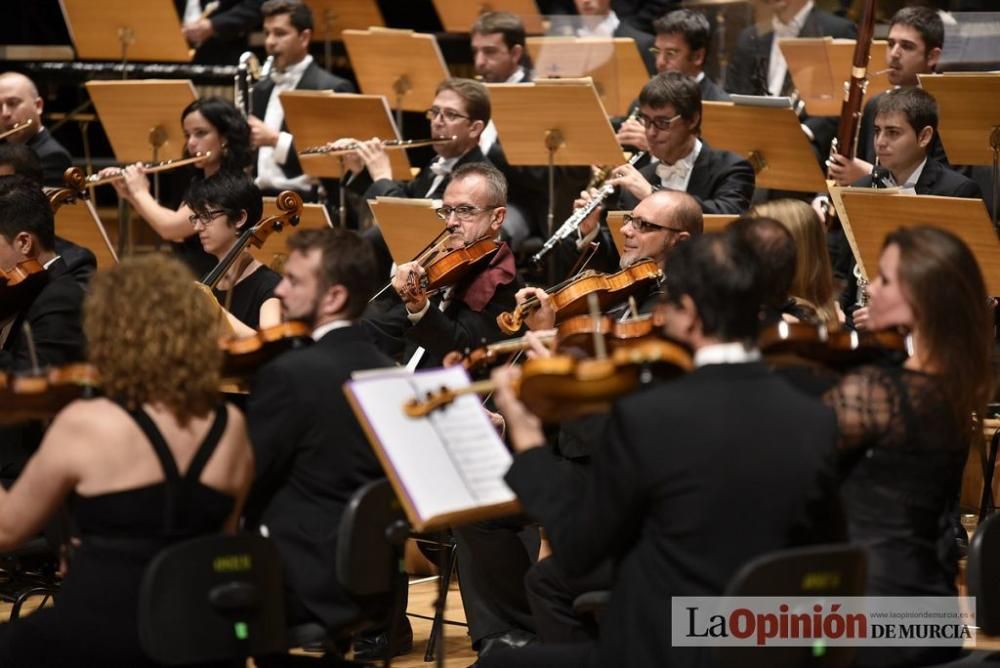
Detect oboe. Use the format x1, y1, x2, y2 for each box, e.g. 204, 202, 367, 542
532, 151, 646, 264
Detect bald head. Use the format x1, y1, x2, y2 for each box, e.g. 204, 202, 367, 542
0, 72, 42, 144
649, 189, 703, 237
621, 189, 704, 269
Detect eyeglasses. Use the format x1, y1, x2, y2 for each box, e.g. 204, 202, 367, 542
648, 46, 682, 59
425, 107, 471, 123
188, 209, 228, 226
435, 205, 500, 221
622, 213, 684, 234
636, 113, 683, 131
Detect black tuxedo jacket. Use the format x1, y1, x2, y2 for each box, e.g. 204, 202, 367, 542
725, 7, 856, 97
175, 0, 264, 65
0, 258, 85, 480
25, 128, 72, 188
244, 325, 395, 629
251, 61, 355, 181
852, 158, 983, 199
700, 75, 731, 102
619, 142, 756, 214
506, 362, 841, 668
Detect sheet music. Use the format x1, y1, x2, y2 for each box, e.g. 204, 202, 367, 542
345, 365, 516, 527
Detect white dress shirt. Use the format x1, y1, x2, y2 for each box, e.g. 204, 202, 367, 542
479, 67, 527, 156
577, 11, 621, 38
655, 139, 703, 193
312, 319, 353, 341
767, 1, 814, 96
256, 55, 316, 193
694, 342, 762, 367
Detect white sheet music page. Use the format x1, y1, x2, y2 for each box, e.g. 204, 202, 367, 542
345, 365, 516, 526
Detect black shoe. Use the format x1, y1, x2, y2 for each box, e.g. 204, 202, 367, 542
476, 629, 537, 658
351, 622, 414, 662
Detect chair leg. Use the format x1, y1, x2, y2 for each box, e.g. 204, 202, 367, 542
10, 586, 56, 622
423, 542, 458, 663
979, 430, 1000, 523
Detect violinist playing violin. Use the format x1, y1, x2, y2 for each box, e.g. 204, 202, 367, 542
362, 162, 520, 369
0, 175, 85, 482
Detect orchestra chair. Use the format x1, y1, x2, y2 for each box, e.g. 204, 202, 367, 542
286, 478, 410, 668
571, 544, 866, 668
137, 533, 287, 665
0, 511, 72, 621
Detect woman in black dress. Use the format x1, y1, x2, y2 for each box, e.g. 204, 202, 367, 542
824, 226, 993, 667
108, 97, 253, 276
186, 172, 281, 334
0, 253, 254, 666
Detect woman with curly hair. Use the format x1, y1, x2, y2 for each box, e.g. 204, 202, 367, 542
0, 253, 254, 666
104, 97, 253, 276
824, 226, 993, 667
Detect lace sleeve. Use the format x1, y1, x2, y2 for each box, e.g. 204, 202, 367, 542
823, 366, 896, 450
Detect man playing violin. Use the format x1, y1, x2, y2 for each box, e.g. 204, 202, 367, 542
243, 227, 413, 659
483, 231, 841, 668
0, 175, 85, 481
363, 162, 520, 370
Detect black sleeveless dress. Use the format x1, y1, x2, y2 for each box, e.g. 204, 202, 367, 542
0, 403, 235, 667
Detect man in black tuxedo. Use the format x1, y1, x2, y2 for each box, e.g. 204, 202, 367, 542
0, 72, 71, 188
250, 0, 354, 200
178, 0, 263, 65
0, 175, 85, 480
340, 78, 493, 278
484, 230, 841, 668
361, 162, 520, 370
551, 0, 656, 74
828, 7, 945, 185
725, 0, 855, 156
244, 227, 407, 656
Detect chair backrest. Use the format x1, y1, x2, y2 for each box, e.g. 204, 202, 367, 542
967, 511, 1000, 635
717, 543, 867, 668
137, 533, 287, 665
335, 478, 407, 598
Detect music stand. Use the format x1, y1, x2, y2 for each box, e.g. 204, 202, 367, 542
302, 0, 384, 70
701, 99, 827, 193
86, 80, 197, 254
432, 0, 545, 35
280, 91, 413, 228
780, 38, 890, 117
249, 198, 332, 269
341, 28, 450, 130
919, 73, 1000, 229
367, 197, 443, 265
526, 37, 649, 116
488, 79, 623, 280
60, 0, 191, 66
55, 201, 118, 269
828, 185, 1000, 295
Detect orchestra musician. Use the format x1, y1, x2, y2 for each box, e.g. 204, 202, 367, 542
362, 162, 520, 370
483, 230, 841, 668
251, 0, 355, 200
828, 6, 945, 185
550, 0, 656, 75
107, 97, 254, 277
338, 78, 494, 278
179, 0, 264, 65
821, 226, 993, 667
0, 143, 96, 289
184, 172, 281, 334
243, 227, 410, 661
0, 72, 71, 187
0, 253, 254, 666
0, 175, 86, 481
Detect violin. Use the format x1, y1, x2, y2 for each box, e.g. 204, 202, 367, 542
497, 259, 662, 335
201, 190, 303, 289
406, 335, 692, 423
759, 320, 910, 369
0, 363, 101, 425
1, 258, 48, 321
220, 321, 312, 381
416, 237, 499, 292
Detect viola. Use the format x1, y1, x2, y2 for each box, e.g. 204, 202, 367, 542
221, 321, 312, 380
0, 363, 101, 425
759, 320, 909, 369
497, 259, 663, 335
1, 258, 48, 321
406, 336, 692, 423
